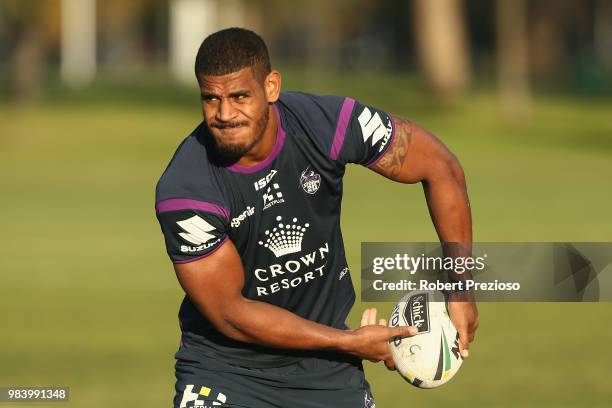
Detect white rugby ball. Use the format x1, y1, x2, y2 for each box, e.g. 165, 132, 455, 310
388, 290, 463, 389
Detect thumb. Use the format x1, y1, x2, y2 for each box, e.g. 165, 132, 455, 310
458, 329, 470, 358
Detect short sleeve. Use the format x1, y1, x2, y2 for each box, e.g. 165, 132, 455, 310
334, 98, 394, 166
155, 199, 229, 264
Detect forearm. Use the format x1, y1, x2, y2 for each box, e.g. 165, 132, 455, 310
423, 159, 471, 244
422, 159, 473, 281
174, 227, 413, 364
204, 295, 354, 352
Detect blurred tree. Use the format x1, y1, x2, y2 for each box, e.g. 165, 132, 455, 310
99, 0, 167, 74
595, 0, 612, 70
261, 0, 347, 68
412, 0, 471, 101
169, 0, 248, 83
61, 0, 96, 88
529, 1, 589, 78
169, 0, 218, 82
496, 0, 531, 116
528, 0, 605, 91
2, 0, 60, 102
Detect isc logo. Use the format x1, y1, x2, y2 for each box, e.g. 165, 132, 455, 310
254, 169, 277, 191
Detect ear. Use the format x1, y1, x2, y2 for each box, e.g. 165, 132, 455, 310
264, 71, 282, 103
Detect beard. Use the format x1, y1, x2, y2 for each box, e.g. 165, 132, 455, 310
208, 107, 270, 163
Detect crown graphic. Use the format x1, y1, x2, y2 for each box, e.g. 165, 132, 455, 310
258, 216, 310, 257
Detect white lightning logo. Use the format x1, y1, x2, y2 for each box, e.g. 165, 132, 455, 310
358, 107, 390, 146
176, 215, 216, 245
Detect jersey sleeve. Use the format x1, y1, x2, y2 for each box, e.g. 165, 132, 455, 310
332, 98, 394, 166
155, 199, 229, 264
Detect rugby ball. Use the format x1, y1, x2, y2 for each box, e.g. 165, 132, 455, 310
388, 290, 463, 389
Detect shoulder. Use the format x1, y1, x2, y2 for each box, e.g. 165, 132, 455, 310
279, 91, 346, 112
278, 92, 356, 158
278, 91, 348, 128
155, 124, 227, 213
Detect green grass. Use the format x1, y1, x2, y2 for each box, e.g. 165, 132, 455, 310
0, 76, 611, 407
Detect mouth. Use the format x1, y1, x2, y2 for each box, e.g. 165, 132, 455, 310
212, 122, 249, 135
216, 126, 248, 141
212, 120, 249, 129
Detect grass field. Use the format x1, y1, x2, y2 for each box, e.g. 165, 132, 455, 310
1, 74, 611, 407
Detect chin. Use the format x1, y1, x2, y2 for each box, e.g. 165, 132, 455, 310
213, 139, 251, 160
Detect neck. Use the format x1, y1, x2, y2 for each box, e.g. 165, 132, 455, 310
236, 105, 278, 167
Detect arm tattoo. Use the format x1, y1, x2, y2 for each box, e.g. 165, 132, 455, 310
371, 116, 412, 179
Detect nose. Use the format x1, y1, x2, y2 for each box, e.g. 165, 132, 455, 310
216, 98, 237, 123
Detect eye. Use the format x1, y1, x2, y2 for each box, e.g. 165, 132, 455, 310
202, 95, 218, 102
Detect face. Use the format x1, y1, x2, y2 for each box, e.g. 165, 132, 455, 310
198, 67, 280, 160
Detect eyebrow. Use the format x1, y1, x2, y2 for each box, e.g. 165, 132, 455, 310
201, 90, 251, 98
201, 91, 218, 99
229, 90, 251, 97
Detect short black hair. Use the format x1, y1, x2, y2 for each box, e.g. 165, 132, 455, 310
195, 27, 271, 82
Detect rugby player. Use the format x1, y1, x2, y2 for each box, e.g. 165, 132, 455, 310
155, 28, 478, 408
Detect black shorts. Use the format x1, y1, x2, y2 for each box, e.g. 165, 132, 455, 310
173, 352, 376, 408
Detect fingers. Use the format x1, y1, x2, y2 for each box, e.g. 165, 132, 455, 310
368, 308, 377, 325
458, 328, 470, 358
466, 319, 478, 345
384, 356, 396, 371
389, 325, 418, 338
379, 318, 387, 326
448, 300, 478, 359
360, 308, 371, 327
360, 308, 378, 327
469, 318, 479, 342
458, 316, 478, 358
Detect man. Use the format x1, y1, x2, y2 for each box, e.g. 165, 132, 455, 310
156, 28, 478, 408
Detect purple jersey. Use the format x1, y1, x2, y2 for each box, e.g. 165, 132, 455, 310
155, 92, 394, 367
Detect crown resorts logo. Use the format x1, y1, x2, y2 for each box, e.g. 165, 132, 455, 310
258, 216, 310, 257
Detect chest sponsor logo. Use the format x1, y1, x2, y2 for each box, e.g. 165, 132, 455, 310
254, 242, 330, 297
258, 216, 309, 257
176, 215, 221, 253
254, 169, 277, 191
300, 167, 321, 194
357, 107, 392, 152
230, 206, 255, 228
254, 215, 330, 297
262, 183, 284, 210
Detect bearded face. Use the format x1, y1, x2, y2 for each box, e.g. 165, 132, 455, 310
199, 67, 272, 162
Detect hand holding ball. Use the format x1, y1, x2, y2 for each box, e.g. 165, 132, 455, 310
388, 291, 464, 388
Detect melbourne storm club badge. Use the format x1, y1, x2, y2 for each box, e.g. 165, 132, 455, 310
300, 167, 321, 194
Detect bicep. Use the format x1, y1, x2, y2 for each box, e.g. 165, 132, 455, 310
370, 116, 459, 184
173, 239, 246, 327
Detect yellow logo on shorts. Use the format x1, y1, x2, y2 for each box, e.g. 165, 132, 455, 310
180, 384, 227, 407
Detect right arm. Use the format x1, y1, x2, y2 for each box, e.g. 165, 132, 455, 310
174, 239, 416, 369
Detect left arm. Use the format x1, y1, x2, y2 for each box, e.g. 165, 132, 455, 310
370, 115, 479, 357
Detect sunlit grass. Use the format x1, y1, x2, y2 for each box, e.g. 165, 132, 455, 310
0, 76, 611, 407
